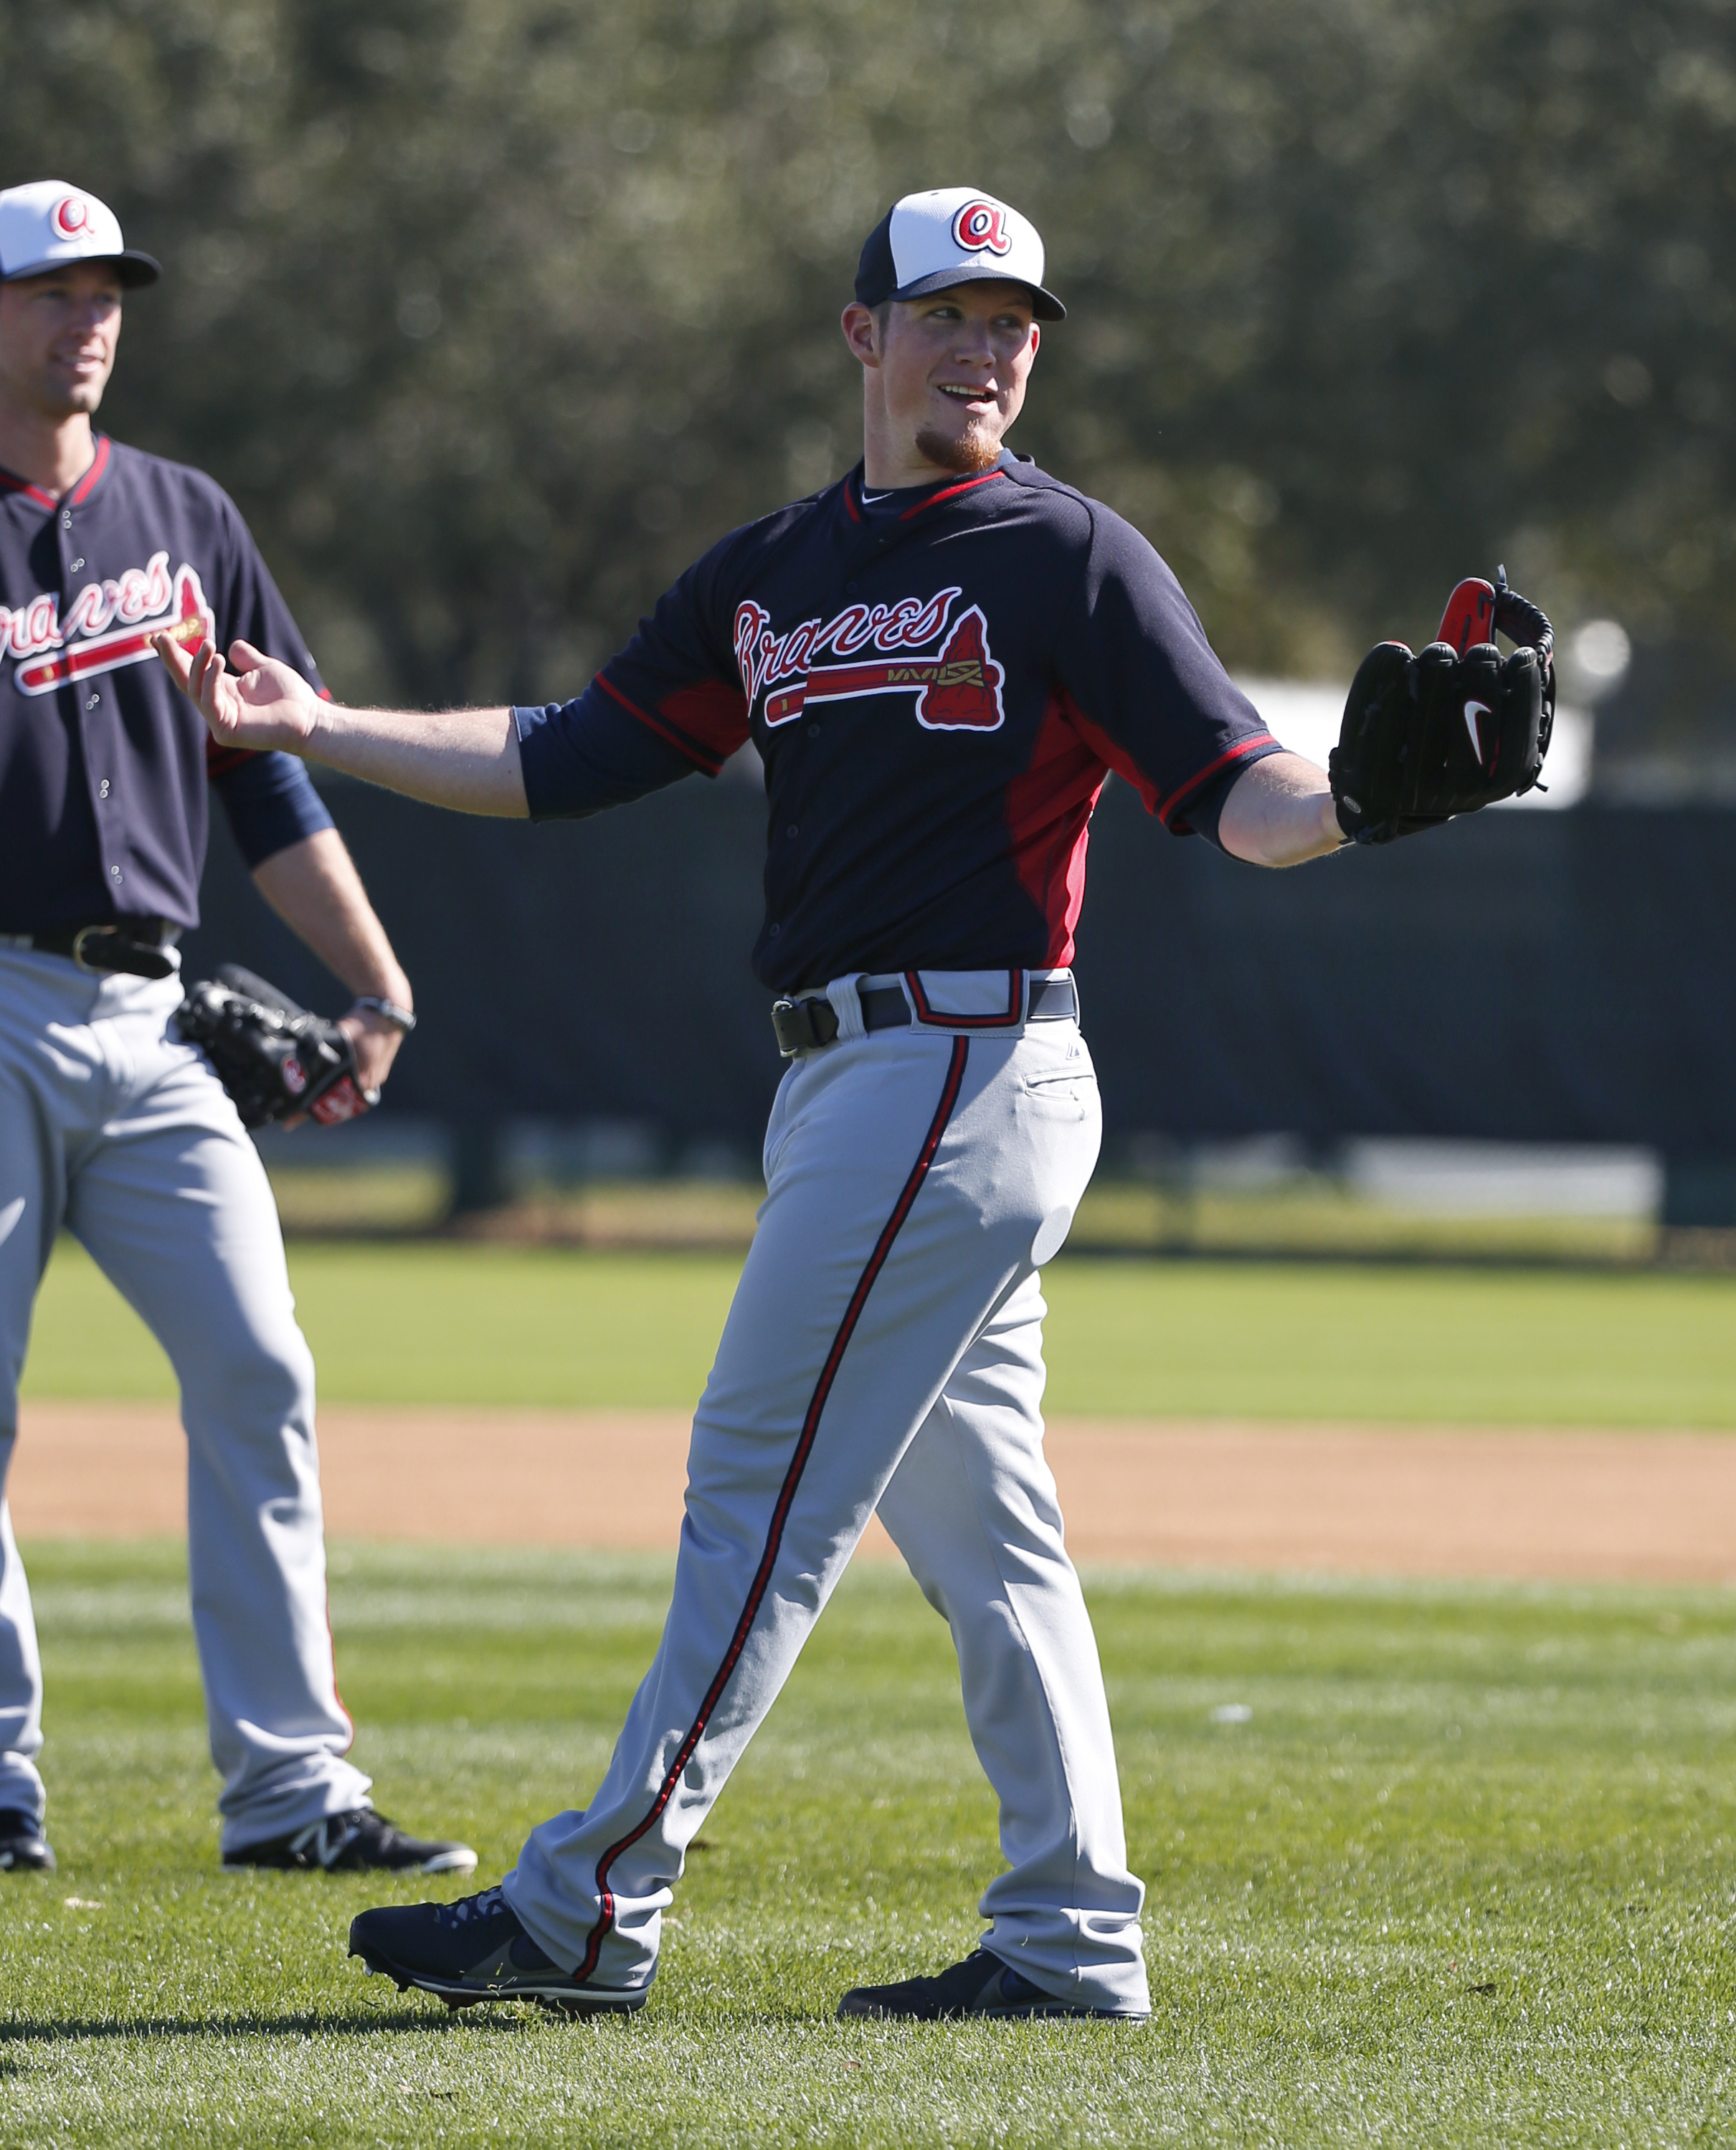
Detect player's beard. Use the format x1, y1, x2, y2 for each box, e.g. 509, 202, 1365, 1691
914, 412, 1004, 476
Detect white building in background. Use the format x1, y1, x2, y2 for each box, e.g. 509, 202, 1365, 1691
1234, 679, 1593, 809
1234, 617, 1631, 811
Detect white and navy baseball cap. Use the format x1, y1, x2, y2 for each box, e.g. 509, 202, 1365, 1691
855, 187, 1065, 321
0, 181, 160, 287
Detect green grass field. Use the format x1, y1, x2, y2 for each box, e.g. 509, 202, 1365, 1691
0, 1543, 1732, 2147
23, 1236, 1736, 1424
14, 1243, 1736, 2141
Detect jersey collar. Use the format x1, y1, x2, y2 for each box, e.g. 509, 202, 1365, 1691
843, 450, 1017, 526
0, 432, 113, 512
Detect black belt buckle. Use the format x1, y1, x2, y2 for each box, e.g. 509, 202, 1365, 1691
70, 924, 119, 972
771, 995, 840, 1058
70, 924, 175, 980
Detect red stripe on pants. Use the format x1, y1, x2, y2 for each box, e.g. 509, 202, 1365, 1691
569, 1036, 971, 1984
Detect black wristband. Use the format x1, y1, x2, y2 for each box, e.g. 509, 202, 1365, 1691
351, 995, 417, 1032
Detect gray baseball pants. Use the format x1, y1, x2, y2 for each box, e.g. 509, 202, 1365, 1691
506, 971, 1150, 2015
0, 944, 370, 1852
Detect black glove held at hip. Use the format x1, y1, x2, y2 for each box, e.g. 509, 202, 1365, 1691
176, 964, 376, 1130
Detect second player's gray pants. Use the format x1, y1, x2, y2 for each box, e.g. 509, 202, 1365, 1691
0, 945, 371, 1851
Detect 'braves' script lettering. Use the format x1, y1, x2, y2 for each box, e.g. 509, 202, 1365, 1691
4, 556, 214, 697
1, 550, 183, 666
734, 587, 964, 716
734, 589, 1007, 736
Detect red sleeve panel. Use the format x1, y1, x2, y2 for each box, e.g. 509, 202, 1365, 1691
585, 540, 751, 777
1005, 688, 1110, 968
597, 673, 749, 777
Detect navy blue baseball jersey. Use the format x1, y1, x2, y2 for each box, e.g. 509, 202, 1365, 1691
515, 452, 1281, 991
0, 435, 332, 934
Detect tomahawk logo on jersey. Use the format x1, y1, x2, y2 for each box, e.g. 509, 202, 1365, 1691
738, 587, 1007, 731
515, 450, 1284, 993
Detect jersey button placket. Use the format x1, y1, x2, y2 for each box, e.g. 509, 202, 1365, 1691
62, 503, 121, 897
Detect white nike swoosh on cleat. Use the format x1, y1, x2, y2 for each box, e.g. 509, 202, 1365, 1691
422, 1847, 479, 1872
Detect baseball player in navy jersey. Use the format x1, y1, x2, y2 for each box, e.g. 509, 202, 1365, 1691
165, 186, 1403, 2019
0, 179, 474, 1878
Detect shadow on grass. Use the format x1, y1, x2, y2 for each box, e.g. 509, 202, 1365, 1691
0, 2002, 864, 2043
0, 2008, 545, 2045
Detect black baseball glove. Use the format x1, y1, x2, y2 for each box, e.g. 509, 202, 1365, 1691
176, 964, 377, 1130
1329, 571, 1555, 845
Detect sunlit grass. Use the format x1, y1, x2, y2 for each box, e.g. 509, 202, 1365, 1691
0, 1542, 1732, 2146
29, 1238, 1736, 1425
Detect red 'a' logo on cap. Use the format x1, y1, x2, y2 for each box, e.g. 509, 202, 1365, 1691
52, 196, 91, 240
952, 201, 1011, 256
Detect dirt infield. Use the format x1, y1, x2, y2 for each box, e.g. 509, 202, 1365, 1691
10, 1401, 1736, 1583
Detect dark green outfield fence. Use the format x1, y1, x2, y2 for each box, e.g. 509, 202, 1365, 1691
184, 780, 1736, 1219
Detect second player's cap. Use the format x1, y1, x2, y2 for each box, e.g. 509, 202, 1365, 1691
0, 181, 160, 287
855, 187, 1065, 321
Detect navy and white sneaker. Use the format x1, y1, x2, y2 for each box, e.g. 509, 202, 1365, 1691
838, 1948, 1146, 2021
349, 1886, 648, 2015
0, 1809, 54, 1873
224, 1809, 476, 1875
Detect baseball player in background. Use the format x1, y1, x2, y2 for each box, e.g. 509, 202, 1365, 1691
0, 179, 474, 1877
162, 186, 1550, 2017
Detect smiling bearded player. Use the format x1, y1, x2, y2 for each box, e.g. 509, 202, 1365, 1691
158, 186, 1553, 2020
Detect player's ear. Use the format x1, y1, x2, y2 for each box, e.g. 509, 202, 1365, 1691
841, 301, 882, 368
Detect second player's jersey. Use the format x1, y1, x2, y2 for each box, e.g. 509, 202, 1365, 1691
516, 451, 1280, 990
0, 435, 331, 934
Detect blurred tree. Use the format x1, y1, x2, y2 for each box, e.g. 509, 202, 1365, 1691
5, 0, 1733, 704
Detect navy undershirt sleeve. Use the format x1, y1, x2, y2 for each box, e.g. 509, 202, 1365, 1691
212, 751, 334, 868
513, 688, 704, 820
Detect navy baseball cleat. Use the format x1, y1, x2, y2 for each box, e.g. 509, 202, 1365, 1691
349, 1887, 648, 2015
837, 1948, 1147, 2021
223, 1809, 477, 1875
0, 1810, 55, 1873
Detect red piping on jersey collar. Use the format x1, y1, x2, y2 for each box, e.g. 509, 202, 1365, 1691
899, 468, 1007, 519
0, 466, 58, 510
66, 435, 110, 506
0, 434, 110, 512
845, 465, 1010, 524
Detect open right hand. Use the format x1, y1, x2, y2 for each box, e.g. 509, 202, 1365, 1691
153, 633, 321, 755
